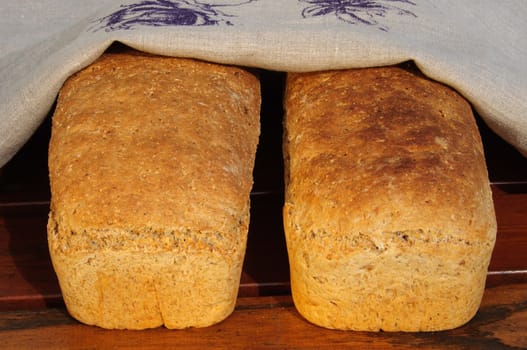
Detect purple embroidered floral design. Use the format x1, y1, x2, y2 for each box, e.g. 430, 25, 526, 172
92, 0, 256, 31
299, 0, 416, 31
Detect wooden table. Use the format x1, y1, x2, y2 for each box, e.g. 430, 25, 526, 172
1, 70, 526, 349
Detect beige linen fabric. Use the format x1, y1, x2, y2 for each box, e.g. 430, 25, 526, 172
1, 0, 526, 166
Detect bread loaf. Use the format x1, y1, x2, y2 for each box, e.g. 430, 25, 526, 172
47, 50, 261, 329
283, 66, 497, 331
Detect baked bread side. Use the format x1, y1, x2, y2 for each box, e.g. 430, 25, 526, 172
47, 51, 261, 329
283, 66, 497, 331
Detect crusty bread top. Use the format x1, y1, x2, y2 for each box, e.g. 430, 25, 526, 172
49, 51, 260, 243
284, 66, 496, 244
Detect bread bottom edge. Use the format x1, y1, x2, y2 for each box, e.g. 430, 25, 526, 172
286, 238, 492, 332
50, 250, 244, 330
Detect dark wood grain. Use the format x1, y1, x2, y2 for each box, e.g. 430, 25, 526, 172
1, 276, 526, 350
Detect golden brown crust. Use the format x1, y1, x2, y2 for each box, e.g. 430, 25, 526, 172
48, 50, 260, 329
283, 66, 497, 331
50, 50, 259, 239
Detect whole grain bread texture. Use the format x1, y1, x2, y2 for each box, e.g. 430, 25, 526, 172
283, 65, 497, 332
47, 50, 261, 329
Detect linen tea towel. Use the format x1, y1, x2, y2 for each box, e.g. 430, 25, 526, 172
0, 0, 526, 167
